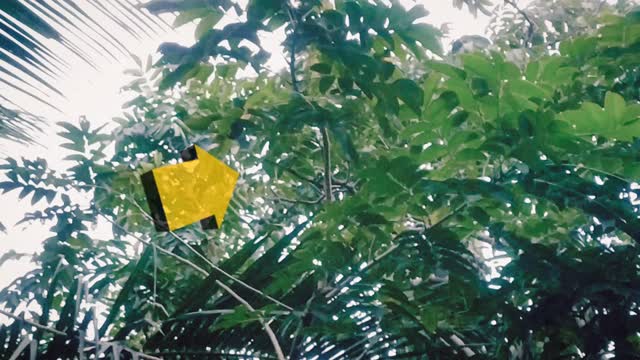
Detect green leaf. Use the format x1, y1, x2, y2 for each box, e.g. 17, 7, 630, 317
214, 306, 260, 330
468, 206, 490, 225
31, 189, 45, 205
0, 182, 21, 193
419, 145, 447, 162
45, 190, 56, 203
428, 61, 466, 80
311, 63, 332, 74
422, 72, 441, 106
404, 23, 443, 55
462, 54, 496, 85
604, 91, 626, 121
392, 79, 423, 115
63, 154, 86, 162
60, 142, 85, 152
508, 79, 550, 100
423, 91, 459, 124
195, 11, 223, 39
18, 186, 33, 200
319, 76, 335, 94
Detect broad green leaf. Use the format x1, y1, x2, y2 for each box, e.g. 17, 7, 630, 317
392, 79, 423, 115
195, 11, 223, 39
428, 61, 466, 80
507, 79, 550, 100
604, 91, 626, 121
319, 76, 335, 94
462, 54, 495, 84
422, 72, 441, 106
310, 63, 332, 74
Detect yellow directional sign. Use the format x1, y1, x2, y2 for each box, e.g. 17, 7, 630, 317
141, 145, 239, 232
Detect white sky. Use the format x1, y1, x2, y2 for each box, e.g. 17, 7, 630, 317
0, 1, 497, 289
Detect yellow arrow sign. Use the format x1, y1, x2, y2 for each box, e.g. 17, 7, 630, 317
141, 145, 239, 232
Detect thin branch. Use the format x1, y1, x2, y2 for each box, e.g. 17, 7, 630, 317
0, 309, 65, 336
125, 308, 294, 330
100, 213, 209, 276
263, 159, 323, 194
504, 0, 535, 47
172, 309, 292, 321
265, 195, 325, 205
558, 163, 630, 184
215, 280, 286, 360
285, 1, 334, 204
98, 189, 295, 312
378, 134, 390, 150
0, 309, 161, 360
320, 126, 333, 203
286, 5, 300, 93
266, 187, 325, 205
165, 227, 294, 311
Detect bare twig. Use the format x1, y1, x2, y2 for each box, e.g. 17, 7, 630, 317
215, 280, 286, 360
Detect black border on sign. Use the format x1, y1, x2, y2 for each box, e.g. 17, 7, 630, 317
141, 170, 169, 231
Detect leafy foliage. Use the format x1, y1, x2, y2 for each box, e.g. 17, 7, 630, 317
2, 1, 640, 359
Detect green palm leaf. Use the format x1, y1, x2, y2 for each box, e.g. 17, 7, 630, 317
0, 0, 171, 143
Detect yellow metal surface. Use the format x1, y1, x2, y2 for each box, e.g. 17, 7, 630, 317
152, 145, 239, 231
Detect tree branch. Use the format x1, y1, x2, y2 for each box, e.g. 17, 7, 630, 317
266, 194, 325, 205
97, 192, 295, 312
286, 5, 300, 93
263, 159, 323, 194
100, 213, 210, 276
215, 280, 286, 360
504, 0, 535, 47
321, 126, 333, 203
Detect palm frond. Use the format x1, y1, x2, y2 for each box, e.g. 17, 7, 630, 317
0, 0, 172, 143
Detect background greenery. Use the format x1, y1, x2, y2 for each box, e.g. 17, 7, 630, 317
1, 0, 640, 359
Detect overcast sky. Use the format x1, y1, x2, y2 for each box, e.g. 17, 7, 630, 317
0, 0, 500, 289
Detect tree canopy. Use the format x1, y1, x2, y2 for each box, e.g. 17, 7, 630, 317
1, 0, 640, 359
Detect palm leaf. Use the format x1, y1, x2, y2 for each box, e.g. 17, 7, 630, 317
0, 0, 171, 143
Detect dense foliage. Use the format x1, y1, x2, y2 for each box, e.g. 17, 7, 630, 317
2, 0, 640, 359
